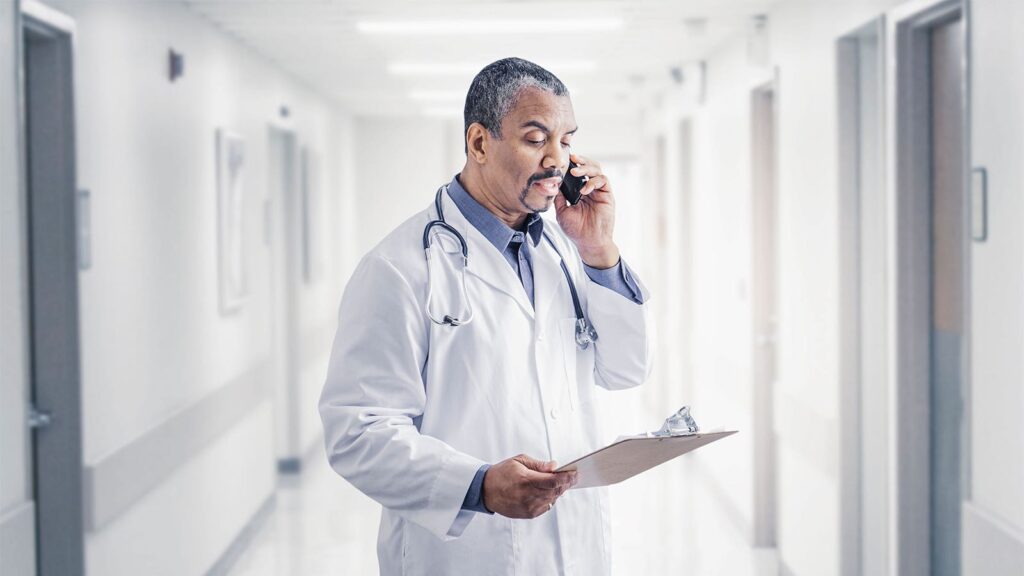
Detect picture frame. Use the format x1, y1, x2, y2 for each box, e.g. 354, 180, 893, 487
216, 128, 248, 314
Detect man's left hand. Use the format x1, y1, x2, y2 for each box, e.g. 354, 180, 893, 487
554, 153, 620, 269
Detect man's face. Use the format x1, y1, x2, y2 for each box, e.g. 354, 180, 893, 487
484, 87, 577, 217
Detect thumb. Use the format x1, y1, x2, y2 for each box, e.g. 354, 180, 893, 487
553, 192, 569, 219
515, 454, 558, 473
554, 191, 567, 210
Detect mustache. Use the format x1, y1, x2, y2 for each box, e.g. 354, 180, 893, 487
527, 170, 563, 186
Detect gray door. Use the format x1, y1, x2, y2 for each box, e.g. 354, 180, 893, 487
22, 11, 85, 576
929, 16, 965, 576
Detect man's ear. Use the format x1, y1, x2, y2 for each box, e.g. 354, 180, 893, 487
466, 123, 490, 165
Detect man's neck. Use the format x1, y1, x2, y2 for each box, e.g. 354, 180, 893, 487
458, 168, 528, 230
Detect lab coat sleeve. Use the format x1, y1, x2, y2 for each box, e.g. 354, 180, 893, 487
584, 259, 653, 391
319, 254, 485, 541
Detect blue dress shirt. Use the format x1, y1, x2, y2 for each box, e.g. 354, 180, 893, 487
446, 174, 645, 514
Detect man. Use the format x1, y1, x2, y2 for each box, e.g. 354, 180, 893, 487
319, 57, 651, 575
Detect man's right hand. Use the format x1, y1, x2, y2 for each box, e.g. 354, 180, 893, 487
482, 454, 578, 519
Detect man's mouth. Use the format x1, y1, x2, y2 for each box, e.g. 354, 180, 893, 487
531, 177, 562, 195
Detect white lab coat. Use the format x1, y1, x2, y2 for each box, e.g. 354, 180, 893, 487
319, 189, 651, 575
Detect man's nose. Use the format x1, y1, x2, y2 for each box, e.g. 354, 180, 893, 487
543, 144, 569, 173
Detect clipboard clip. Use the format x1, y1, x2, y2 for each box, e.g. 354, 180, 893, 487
651, 406, 699, 437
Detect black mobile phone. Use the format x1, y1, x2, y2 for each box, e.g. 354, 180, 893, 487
560, 161, 588, 206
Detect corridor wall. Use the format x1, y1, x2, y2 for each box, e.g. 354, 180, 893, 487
637, 1, 907, 574
964, 0, 1024, 572
644, 0, 1024, 574
1, 1, 355, 574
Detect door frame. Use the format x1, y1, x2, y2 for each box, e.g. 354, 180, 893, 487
750, 78, 778, 549
266, 125, 303, 473
837, 15, 887, 576
885, 0, 970, 574
19, 1, 83, 575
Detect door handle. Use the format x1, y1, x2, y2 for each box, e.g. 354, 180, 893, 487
28, 406, 52, 429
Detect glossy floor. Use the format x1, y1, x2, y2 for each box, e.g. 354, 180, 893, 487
224, 450, 777, 576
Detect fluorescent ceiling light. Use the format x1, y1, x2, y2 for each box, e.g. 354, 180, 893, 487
358, 18, 622, 35
409, 90, 466, 101
389, 61, 598, 76
411, 88, 582, 103
422, 106, 463, 118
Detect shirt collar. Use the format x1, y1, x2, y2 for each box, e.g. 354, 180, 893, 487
446, 174, 544, 251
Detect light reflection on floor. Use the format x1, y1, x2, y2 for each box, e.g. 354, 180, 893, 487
224, 448, 777, 576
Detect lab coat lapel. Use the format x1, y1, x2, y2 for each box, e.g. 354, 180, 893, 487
438, 192, 535, 318
532, 231, 569, 326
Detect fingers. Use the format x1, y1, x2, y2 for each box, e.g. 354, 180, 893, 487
525, 469, 576, 491
569, 153, 601, 173
579, 175, 609, 197
567, 154, 611, 197
490, 455, 580, 519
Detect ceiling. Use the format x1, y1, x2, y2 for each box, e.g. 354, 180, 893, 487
182, 0, 779, 117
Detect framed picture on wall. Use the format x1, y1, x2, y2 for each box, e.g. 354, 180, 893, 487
216, 128, 248, 314
301, 146, 324, 284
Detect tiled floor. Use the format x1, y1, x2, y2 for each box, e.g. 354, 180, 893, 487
224, 449, 777, 576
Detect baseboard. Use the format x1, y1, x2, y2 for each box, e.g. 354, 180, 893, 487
962, 500, 1024, 576
205, 494, 276, 576
0, 502, 36, 576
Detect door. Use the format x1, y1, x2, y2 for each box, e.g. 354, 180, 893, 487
928, 16, 965, 576
20, 3, 85, 575
888, 2, 967, 574
750, 82, 778, 548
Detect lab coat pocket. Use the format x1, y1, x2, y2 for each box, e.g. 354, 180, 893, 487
557, 318, 581, 414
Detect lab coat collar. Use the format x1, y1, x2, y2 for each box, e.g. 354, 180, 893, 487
437, 186, 535, 318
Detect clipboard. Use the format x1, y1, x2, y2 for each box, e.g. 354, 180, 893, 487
555, 430, 737, 489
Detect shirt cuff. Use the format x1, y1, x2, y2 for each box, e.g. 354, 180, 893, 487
460, 464, 493, 514
584, 258, 646, 304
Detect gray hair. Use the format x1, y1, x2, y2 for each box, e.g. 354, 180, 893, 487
463, 57, 568, 153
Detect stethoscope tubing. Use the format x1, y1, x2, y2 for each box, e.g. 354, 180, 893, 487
423, 185, 597, 349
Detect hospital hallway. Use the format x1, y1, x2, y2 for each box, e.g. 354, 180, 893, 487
2, 1, 1023, 575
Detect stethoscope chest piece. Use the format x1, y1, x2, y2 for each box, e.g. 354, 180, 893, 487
575, 318, 599, 350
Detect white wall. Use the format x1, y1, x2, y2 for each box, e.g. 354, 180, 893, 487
0, 0, 36, 573
769, 3, 906, 574
30, 1, 353, 574
965, 0, 1024, 572
635, 2, 911, 574
352, 115, 457, 257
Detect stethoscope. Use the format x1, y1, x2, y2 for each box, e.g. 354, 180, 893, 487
422, 185, 599, 351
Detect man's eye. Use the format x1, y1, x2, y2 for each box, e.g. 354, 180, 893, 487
527, 139, 545, 146
561, 142, 571, 148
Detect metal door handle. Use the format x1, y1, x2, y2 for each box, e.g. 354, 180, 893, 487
28, 406, 52, 429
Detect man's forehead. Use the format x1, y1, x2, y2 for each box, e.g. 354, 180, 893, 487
506, 88, 576, 132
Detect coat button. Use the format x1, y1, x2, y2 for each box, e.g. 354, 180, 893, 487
537, 332, 545, 341
550, 407, 561, 420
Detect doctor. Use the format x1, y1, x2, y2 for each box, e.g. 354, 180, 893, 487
319, 57, 651, 575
